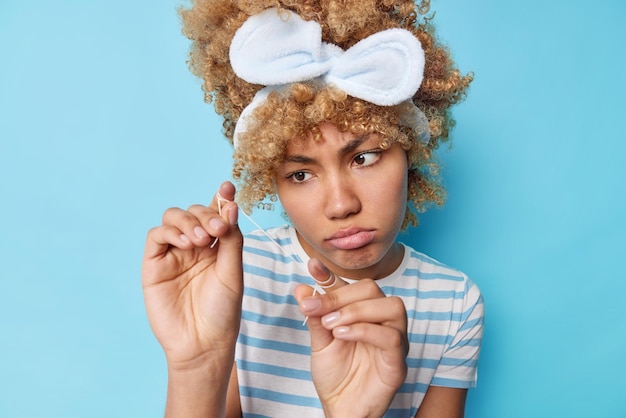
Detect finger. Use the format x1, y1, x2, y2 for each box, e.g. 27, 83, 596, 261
294, 283, 334, 351
331, 322, 408, 370
213, 201, 242, 251
205, 181, 242, 249
320, 296, 407, 333
297, 258, 346, 329
206, 181, 241, 245
161, 181, 236, 247
186, 204, 230, 244
294, 258, 346, 319
161, 207, 219, 247
208, 194, 244, 292
296, 259, 350, 351
300, 277, 385, 318
332, 322, 404, 349
183, 180, 235, 244
208, 181, 236, 213
143, 224, 194, 261
307, 258, 348, 292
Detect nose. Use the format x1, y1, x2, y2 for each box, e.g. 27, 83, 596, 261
323, 177, 362, 220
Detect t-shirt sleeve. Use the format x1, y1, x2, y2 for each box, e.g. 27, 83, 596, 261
431, 277, 485, 388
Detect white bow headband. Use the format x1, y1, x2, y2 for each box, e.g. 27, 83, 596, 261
230, 7, 430, 147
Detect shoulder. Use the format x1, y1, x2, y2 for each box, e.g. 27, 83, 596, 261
396, 245, 484, 311
402, 245, 479, 289
242, 225, 297, 261
243, 225, 292, 248
241, 225, 310, 283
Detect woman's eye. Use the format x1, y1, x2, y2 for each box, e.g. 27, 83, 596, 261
353, 151, 381, 167
288, 171, 312, 183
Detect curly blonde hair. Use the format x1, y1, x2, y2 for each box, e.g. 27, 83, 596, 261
180, 0, 472, 228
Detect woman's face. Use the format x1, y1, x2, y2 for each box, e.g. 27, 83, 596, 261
275, 122, 408, 280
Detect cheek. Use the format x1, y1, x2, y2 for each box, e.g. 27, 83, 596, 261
276, 185, 308, 223
280, 197, 299, 221
373, 164, 408, 219
379, 178, 406, 212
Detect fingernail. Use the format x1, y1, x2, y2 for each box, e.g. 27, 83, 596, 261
333, 326, 350, 336
228, 205, 238, 226
209, 217, 224, 230
322, 311, 340, 327
301, 297, 321, 313
194, 226, 208, 238
180, 234, 190, 243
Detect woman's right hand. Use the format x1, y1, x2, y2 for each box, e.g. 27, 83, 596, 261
141, 181, 244, 371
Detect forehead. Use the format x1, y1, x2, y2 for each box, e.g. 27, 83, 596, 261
284, 122, 380, 155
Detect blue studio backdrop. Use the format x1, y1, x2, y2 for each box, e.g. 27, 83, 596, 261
1, 0, 624, 417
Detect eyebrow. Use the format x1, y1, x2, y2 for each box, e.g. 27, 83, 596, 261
340, 134, 370, 155
283, 133, 371, 164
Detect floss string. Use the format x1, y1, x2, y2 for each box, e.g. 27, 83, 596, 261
214, 191, 334, 325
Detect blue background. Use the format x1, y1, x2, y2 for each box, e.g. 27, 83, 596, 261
1, 0, 624, 416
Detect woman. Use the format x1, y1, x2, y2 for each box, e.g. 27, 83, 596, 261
142, 1, 483, 416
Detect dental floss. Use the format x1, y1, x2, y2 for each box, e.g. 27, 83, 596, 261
214, 192, 284, 251
302, 272, 336, 325
315, 272, 338, 289
213, 192, 324, 325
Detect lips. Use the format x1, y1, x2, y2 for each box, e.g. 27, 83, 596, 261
326, 227, 376, 250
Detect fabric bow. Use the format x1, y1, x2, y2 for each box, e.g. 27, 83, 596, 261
229, 7, 429, 147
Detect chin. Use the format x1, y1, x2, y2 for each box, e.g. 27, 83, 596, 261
329, 246, 385, 272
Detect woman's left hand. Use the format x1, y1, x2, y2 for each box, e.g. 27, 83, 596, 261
294, 258, 408, 417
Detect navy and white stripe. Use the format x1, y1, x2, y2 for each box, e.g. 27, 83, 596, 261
236, 226, 484, 417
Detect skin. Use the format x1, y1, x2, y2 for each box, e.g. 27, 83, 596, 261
277, 122, 410, 415
275, 122, 408, 281
142, 122, 467, 417
142, 182, 242, 417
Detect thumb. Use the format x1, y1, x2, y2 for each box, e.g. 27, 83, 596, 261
295, 282, 334, 351
207, 181, 242, 262
213, 201, 244, 294
307, 258, 348, 293
295, 258, 348, 351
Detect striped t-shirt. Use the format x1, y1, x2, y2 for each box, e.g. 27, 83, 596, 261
236, 226, 484, 417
